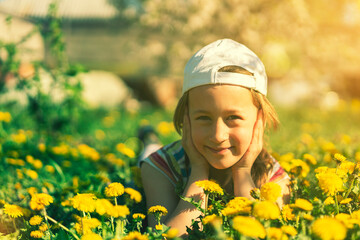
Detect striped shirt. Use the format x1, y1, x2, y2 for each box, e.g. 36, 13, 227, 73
140, 140, 289, 191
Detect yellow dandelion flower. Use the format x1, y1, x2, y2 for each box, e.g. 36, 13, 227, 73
26, 155, 34, 163
162, 228, 179, 239
80, 233, 103, 240
105, 182, 125, 197
288, 159, 310, 178
116, 143, 135, 158
52, 144, 69, 155
281, 204, 295, 222
122, 231, 149, 240
334, 153, 346, 162
110, 205, 130, 218
15, 182, 22, 190
155, 224, 163, 230
3, 204, 23, 218
71, 193, 97, 212
32, 159, 43, 169
45, 165, 55, 173
340, 198, 352, 204
312, 217, 347, 240
323, 153, 332, 163
25, 169, 38, 179
355, 152, 360, 162
157, 121, 174, 136
11, 130, 27, 144
324, 197, 335, 205
291, 198, 313, 211
316, 172, 343, 196
75, 217, 101, 234
260, 182, 282, 202
95, 198, 113, 216
78, 144, 100, 161
202, 214, 222, 225
195, 180, 224, 195
281, 225, 297, 236
148, 205, 168, 216
30, 230, 44, 238
304, 214, 314, 221
30, 193, 54, 210
338, 160, 355, 177
6, 158, 25, 166
266, 227, 284, 240
106, 153, 126, 166
341, 134, 351, 144
39, 223, 48, 232
133, 213, 146, 220
0, 111, 11, 122
16, 169, 23, 179
124, 187, 142, 203
232, 216, 266, 239
221, 197, 253, 216
253, 201, 280, 220
336, 213, 354, 229
303, 153, 317, 165
321, 141, 337, 154
38, 143, 46, 152
29, 215, 43, 225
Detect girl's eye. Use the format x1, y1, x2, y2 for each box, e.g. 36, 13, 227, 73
195, 116, 211, 121
228, 115, 242, 120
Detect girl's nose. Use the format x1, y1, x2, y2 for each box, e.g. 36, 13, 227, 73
209, 119, 228, 143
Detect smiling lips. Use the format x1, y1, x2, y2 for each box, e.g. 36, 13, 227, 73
206, 146, 233, 155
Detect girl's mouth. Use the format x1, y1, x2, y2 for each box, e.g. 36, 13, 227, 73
206, 146, 232, 155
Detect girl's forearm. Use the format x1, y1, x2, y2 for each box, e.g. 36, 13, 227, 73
232, 168, 256, 199
164, 169, 208, 236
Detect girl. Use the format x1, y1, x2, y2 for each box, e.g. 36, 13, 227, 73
140, 39, 290, 236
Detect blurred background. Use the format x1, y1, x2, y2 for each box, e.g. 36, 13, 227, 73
1, 0, 360, 110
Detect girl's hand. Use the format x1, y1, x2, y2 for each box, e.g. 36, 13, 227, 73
182, 112, 210, 174
233, 109, 264, 172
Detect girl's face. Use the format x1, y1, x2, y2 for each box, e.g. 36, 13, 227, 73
188, 84, 259, 169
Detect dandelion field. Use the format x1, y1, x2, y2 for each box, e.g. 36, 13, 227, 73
2, 7, 360, 239
1, 100, 360, 240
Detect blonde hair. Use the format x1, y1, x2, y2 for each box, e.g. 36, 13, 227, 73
173, 65, 279, 187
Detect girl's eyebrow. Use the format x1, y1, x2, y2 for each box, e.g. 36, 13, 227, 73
190, 109, 209, 115
190, 108, 246, 115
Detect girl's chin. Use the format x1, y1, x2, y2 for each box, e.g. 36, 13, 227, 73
208, 161, 236, 170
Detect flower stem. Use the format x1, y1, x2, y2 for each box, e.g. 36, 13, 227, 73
43, 208, 53, 240
344, 176, 356, 199
334, 193, 339, 214
204, 193, 208, 216
111, 216, 115, 232
45, 210, 80, 240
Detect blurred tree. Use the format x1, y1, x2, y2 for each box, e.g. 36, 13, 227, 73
107, 0, 146, 26
112, 0, 360, 98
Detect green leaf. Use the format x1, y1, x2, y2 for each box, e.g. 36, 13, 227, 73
179, 195, 204, 214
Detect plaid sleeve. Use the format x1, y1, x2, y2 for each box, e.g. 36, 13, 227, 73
139, 141, 185, 187
268, 158, 290, 183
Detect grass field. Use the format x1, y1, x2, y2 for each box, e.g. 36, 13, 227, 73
1, 100, 360, 240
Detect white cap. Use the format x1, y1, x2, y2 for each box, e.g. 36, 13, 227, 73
183, 39, 267, 95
